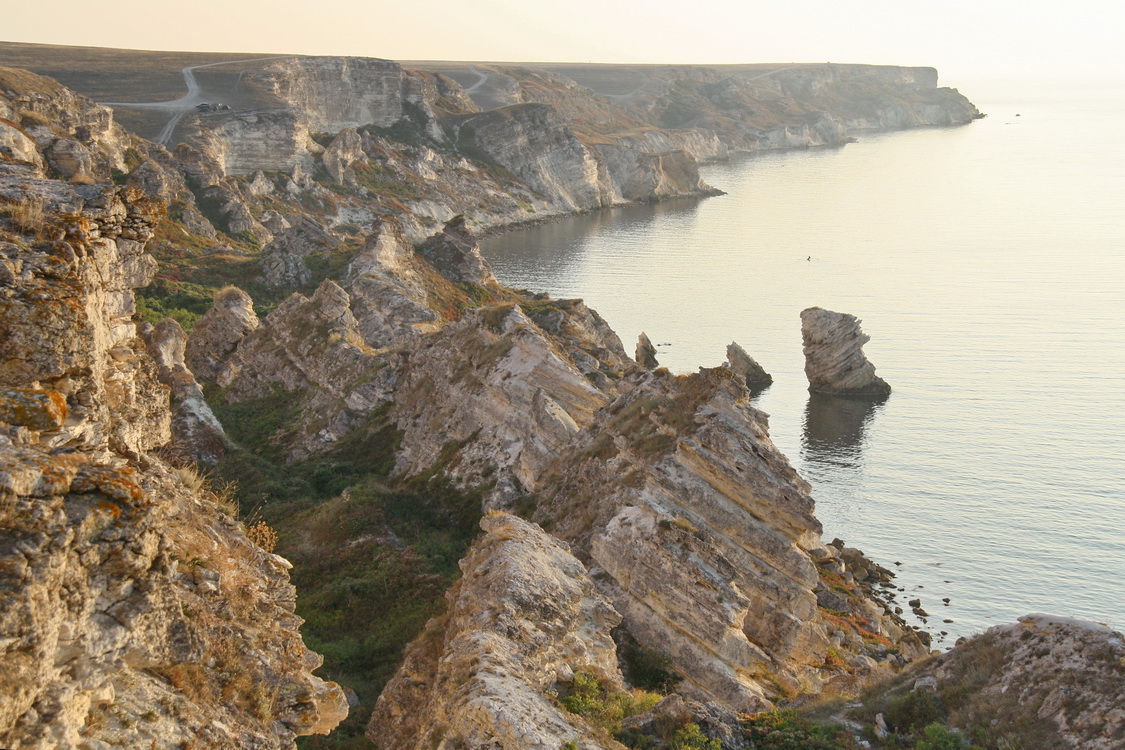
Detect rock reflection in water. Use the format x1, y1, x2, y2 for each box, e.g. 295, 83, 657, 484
800, 392, 886, 469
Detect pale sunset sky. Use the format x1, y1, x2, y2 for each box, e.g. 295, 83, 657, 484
5, 0, 1123, 80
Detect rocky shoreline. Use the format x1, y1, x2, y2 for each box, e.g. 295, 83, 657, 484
2, 50, 1120, 750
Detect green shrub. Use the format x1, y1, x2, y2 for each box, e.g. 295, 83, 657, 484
916, 723, 966, 750
556, 671, 662, 737
886, 690, 944, 734
741, 710, 858, 749
668, 723, 720, 750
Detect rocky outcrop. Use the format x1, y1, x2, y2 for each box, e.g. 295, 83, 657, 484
0, 165, 345, 747
635, 332, 659, 369
725, 341, 772, 390
417, 214, 499, 286
0, 66, 135, 181
801, 307, 891, 397
140, 318, 229, 464
342, 218, 440, 348
0, 163, 167, 457
254, 57, 410, 133
449, 103, 614, 212
535, 367, 924, 710
368, 512, 624, 750
210, 279, 395, 460
392, 304, 610, 505
185, 108, 316, 177
184, 285, 260, 384
865, 614, 1125, 749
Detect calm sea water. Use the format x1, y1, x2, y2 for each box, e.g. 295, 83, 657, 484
482, 79, 1125, 644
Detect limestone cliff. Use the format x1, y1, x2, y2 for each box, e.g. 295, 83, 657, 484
368, 512, 624, 750
0, 158, 344, 746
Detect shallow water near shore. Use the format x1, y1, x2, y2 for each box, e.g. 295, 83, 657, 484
482, 79, 1125, 645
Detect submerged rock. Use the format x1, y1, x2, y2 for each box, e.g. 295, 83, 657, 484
800, 307, 891, 397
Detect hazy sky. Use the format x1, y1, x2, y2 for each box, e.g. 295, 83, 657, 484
6, 0, 1123, 80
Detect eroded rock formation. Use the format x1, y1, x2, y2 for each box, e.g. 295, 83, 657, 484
368, 512, 624, 749
0, 158, 344, 747
726, 341, 772, 390
801, 306, 891, 397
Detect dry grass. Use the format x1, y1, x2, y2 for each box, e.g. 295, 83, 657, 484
0, 195, 47, 233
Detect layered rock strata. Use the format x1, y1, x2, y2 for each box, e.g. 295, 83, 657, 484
725, 341, 772, 390
801, 307, 891, 397
368, 512, 624, 749
535, 367, 924, 708
0, 163, 345, 747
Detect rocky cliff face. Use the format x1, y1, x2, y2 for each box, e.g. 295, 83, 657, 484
0, 148, 344, 746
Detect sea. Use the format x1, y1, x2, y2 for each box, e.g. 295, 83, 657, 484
481, 78, 1125, 645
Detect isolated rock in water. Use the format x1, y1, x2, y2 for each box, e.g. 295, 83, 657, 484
369, 512, 624, 750
800, 307, 891, 396
416, 215, 498, 286
636, 332, 659, 369
185, 286, 260, 384
726, 341, 772, 389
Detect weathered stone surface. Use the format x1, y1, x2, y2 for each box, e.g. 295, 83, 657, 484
256, 57, 408, 133
368, 512, 623, 750
0, 388, 67, 431
343, 218, 439, 348
184, 286, 259, 384
416, 214, 498, 287
140, 319, 229, 464
726, 341, 772, 390
869, 615, 1125, 749
260, 249, 312, 289
0, 118, 43, 170
635, 331, 659, 369
0, 157, 345, 747
536, 367, 922, 709
447, 103, 614, 212
185, 108, 315, 177
213, 279, 396, 460
392, 304, 609, 506
323, 127, 365, 184
801, 307, 891, 397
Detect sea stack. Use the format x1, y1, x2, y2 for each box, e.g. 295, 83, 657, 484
636, 332, 659, 369
726, 341, 773, 390
800, 307, 891, 397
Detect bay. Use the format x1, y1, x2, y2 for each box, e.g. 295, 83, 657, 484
481, 79, 1125, 645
